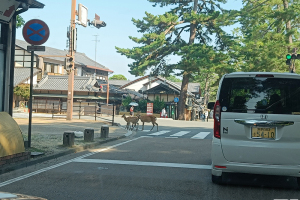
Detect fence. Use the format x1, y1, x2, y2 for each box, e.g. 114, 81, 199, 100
31, 100, 115, 125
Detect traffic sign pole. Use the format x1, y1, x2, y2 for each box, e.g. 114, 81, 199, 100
28, 46, 34, 148
22, 19, 49, 147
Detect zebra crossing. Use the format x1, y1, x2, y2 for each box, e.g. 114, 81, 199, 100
145, 130, 211, 139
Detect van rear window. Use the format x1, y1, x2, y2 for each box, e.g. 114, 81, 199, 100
219, 77, 300, 114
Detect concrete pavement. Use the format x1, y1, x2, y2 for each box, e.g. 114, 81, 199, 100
0, 112, 130, 174
1, 112, 212, 174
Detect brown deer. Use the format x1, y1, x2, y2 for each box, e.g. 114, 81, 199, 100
137, 114, 158, 131
121, 114, 139, 131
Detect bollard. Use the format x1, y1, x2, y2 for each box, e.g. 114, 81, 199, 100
101, 125, 109, 138
84, 128, 94, 142
63, 131, 75, 146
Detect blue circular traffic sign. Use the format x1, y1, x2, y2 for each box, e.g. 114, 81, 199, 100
174, 97, 179, 103
22, 19, 50, 45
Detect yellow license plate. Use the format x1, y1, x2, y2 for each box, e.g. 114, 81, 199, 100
251, 127, 276, 139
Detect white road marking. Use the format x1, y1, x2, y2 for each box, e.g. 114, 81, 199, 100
0, 137, 143, 188
170, 131, 190, 137
191, 132, 210, 139
148, 130, 170, 136
73, 159, 212, 170
142, 130, 150, 132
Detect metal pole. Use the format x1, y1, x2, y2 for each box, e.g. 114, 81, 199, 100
112, 102, 114, 126
28, 48, 34, 148
66, 0, 76, 120
52, 103, 54, 119
106, 82, 109, 105
95, 101, 97, 121
79, 101, 81, 119
9, 14, 17, 116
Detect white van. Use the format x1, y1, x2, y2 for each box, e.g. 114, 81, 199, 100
211, 72, 300, 185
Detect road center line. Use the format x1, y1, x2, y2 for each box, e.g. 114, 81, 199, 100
0, 136, 143, 188
73, 159, 212, 170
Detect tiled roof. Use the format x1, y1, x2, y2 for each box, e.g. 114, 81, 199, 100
34, 75, 99, 92
15, 39, 111, 71
14, 67, 41, 87
119, 75, 196, 96
143, 83, 180, 94
119, 75, 149, 89
156, 76, 194, 96
108, 80, 131, 87
174, 82, 200, 93
96, 80, 144, 97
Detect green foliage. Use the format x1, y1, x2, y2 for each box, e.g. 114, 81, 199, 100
165, 75, 181, 82
153, 96, 165, 114
122, 96, 132, 111
16, 15, 25, 28
109, 74, 128, 80
115, 0, 237, 77
231, 0, 300, 73
138, 99, 148, 113
14, 84, 30, 100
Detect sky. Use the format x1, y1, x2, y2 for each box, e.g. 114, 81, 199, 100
16, 0, 243, 81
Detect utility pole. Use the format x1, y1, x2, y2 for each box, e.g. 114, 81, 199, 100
65, 2, 107, 120
66, 0, 76, 120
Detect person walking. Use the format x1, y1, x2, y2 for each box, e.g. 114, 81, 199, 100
161, 108, 166, 118
130, 106, 134, 116
205, 110, 209, 122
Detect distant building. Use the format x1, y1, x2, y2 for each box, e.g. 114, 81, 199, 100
15, 39, 113, 83
119, 75, 201, 120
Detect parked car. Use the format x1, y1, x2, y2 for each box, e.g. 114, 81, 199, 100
211, 72, 300, 185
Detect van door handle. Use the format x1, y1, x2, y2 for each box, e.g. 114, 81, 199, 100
234, 119, 294, 126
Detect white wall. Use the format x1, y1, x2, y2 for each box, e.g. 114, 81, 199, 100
77, 66, 82, 76
24, 74, 39, 84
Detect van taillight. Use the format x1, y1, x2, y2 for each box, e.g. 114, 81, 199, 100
213, 100, 221, 139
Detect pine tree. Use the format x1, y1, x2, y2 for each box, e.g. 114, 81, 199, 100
116, 0, 236, 119
234, 0, 300, 73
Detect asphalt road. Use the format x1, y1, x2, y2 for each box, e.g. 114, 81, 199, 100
0, 119, 300, 199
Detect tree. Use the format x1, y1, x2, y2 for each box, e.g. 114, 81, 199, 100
165, 75, 181, 82
153, 96, 165, 114
14, 84, 30, 100
109, 74, 128, 80
232, 0, 300, 73
122, 96, 132, 111
16, 15, 25, 28
116, 0, 236, 120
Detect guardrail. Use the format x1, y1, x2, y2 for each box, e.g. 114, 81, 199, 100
31, 100, 115, 125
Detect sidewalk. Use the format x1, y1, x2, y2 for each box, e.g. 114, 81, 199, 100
0, 113, 130, 174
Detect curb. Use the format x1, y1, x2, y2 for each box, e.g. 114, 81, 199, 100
0, 124, 130, 175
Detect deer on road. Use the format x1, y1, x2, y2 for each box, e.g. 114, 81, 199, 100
137, 114, 158, 131
122, 114, 139, 131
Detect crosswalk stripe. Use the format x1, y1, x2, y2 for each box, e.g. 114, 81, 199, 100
170, 131, 190, 137
148, 130, 170, 136
191, 132, 210, 139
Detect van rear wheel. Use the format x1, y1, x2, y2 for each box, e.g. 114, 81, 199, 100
212, 175, 223, 185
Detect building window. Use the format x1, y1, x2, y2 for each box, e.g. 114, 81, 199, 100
15, 47, 36, 68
